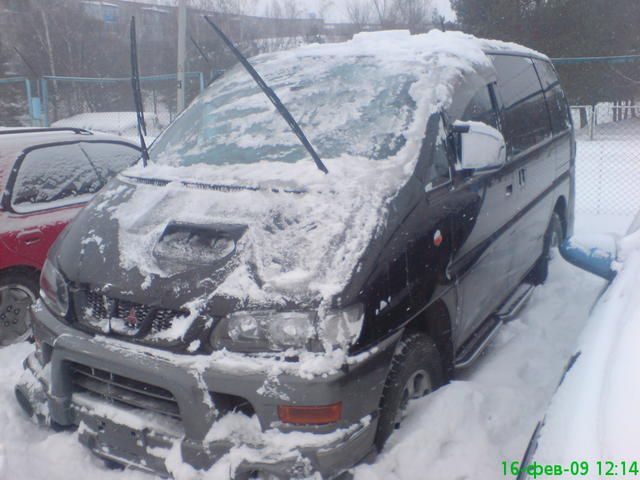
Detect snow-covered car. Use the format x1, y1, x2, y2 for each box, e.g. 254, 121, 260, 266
15, 30, 574, 478
515, 212, 640, 480
0, 128, 140, 345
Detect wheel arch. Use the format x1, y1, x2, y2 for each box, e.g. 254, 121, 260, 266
553, 195, 568, 239
404, 299, 454, 379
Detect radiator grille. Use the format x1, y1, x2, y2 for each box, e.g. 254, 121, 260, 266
70, 362, 180, 419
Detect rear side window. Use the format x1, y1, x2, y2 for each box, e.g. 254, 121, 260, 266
491, 55, 552, 155
77, 141, 139, 178
11, 141, 137, 212
533, 60, 572, 134
461, 85, 499, 129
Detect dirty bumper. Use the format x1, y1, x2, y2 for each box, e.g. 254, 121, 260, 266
16, 303, 397, 478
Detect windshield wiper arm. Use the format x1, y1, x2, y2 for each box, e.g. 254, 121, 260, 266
129, 17, 149, 167
203, 15, 328, 174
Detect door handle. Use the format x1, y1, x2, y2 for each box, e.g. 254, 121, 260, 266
505, 184, 513, 197
518, 168, 527, 187
17, 229, 42, 245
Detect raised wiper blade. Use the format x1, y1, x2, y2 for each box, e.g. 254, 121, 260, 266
203, 15, 329, 175
129, 17, 149, 167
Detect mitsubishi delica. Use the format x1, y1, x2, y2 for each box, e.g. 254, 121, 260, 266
15, 30, 575, 478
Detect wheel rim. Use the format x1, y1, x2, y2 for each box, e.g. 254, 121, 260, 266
394, 369, 432, 427
0, 284, 36, 346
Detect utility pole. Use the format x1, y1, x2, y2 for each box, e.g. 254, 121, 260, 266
177, 0, 187, 113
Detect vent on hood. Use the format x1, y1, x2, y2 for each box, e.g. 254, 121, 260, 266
153, 222, 247, 267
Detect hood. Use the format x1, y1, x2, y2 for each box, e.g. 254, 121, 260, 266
57, 161, 395, 314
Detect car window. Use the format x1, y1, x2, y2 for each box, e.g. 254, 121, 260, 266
461, 85, 499, 129
425, 118, 452, 187
12, 143, 101, 212
533, 60, 572, 135
491, 55, 552, 155
77, 141, 139, 179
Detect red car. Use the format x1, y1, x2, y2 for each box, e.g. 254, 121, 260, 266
0, 127, 140, 345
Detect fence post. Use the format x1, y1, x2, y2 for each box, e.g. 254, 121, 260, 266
589, 104, 596, 141
199, 71, 205, 93
40, 78, 49, 127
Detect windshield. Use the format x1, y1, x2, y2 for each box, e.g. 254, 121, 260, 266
149, 54, 421, 167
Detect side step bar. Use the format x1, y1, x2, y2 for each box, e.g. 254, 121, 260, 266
496, 284, 536, 323
454, 284, 536, 369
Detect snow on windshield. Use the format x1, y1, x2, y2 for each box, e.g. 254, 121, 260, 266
150, 57, 419, 166
112, 30, 500, 309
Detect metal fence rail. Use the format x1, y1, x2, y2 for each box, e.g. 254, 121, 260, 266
572, 104, 640, 216
0, 77, 35, 126
42, 72, 205, 136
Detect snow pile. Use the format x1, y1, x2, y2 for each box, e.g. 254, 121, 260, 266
111, 30, 507, 310
530, 218, 640, 468
353, 257, 605, 480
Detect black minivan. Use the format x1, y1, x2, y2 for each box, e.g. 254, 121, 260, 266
16, 30, 574, 478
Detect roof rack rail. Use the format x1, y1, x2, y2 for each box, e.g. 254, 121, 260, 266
0, 127, 93, 136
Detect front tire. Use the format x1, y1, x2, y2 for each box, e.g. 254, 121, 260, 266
374, 332, 444, 451
527, 212, 563, 286
0, 272, 38, 346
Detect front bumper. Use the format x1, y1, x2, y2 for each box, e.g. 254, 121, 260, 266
16, 301, 398, 478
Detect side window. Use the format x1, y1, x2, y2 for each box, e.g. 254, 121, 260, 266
533, 59, 572, 134
78, 142, 139, 183
11, 143, 101, 212
491, 55, 552, 155
461, 85, 499, 129
425, 118, 452, 187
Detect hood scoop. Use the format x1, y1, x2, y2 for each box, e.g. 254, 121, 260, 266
152, 222, 247, 272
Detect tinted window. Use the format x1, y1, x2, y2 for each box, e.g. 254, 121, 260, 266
491, 55, 552, 154
534, 60, 572, 134
533, 59, 559, 90
425, 118, 452, 187
12, 143, 100, 211
461, 85, 499, 128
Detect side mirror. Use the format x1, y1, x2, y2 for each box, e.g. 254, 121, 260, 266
560, 234, 617, 281
453, 120, 506, 171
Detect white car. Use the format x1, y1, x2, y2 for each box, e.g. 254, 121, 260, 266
516, 212, 640, 479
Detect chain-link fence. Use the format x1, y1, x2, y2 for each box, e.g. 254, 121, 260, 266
42, 72, 204, 138
571, 104, 640, 216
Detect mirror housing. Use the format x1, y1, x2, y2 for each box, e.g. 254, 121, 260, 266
453, 120, 506, 172
560, 234, 618, 281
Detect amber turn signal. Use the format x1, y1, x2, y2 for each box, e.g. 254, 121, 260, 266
277, 402, 342, 425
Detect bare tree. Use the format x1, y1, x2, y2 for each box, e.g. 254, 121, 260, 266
372, 0, 399, 27
396, 0, 433, 32
345, 0, 373, 26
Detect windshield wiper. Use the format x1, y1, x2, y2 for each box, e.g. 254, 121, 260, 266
203, 15, 328, 174
129, 17, 149, 167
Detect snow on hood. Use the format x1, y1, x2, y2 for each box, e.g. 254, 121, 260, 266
107, 30, 500, 307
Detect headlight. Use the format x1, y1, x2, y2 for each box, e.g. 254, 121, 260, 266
210, 304, 364, 353
40, 260, 69, 318
210, 311, 317, 353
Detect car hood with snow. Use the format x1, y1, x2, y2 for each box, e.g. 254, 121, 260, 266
49, 30, 523, 344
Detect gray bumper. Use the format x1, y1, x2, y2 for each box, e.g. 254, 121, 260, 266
16, 301, 399, 478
